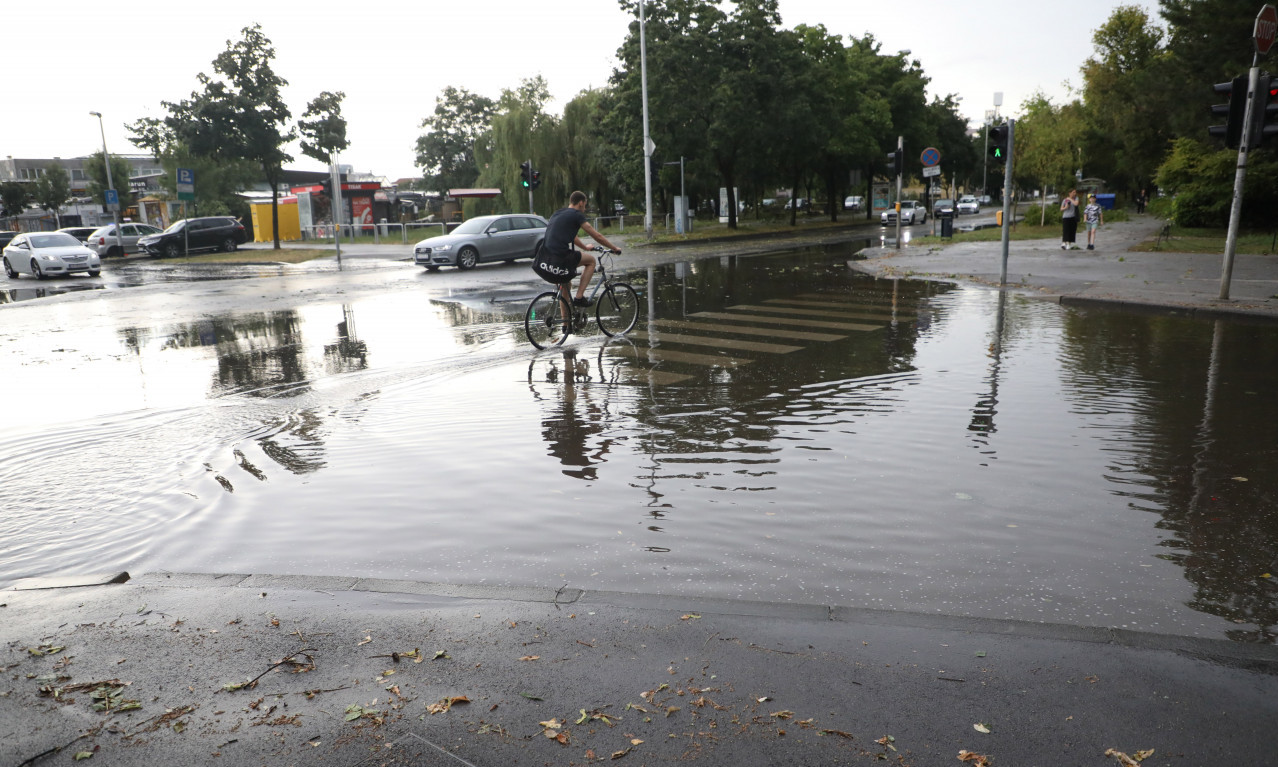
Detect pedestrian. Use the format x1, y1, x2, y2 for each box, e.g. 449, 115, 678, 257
1060, 189, 1080, 250
1136, 189, 1147, 214
1084, 194, 1104, 250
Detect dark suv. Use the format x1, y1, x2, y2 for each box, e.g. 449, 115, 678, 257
138, 217, 248, 257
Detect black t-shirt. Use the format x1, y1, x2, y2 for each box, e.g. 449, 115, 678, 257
545, 207, 586, 256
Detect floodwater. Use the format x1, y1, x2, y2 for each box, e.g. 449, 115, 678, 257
2, 246, 1276, 643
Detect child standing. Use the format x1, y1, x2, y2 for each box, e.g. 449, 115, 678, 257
1083, 194, 1104, 250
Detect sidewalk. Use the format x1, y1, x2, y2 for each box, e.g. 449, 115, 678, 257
850, 215, 1278, 322
3, 573, 1276, 766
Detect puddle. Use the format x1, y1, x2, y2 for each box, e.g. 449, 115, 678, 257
2, 246, 1276, 642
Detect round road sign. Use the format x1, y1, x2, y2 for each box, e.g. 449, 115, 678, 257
1257, 4, 1277, 55
920, 147, 940, 167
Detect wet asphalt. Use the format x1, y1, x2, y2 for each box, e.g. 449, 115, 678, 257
4, 214, 1278, 766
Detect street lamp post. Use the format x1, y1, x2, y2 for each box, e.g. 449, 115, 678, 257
88, 111, 124, 257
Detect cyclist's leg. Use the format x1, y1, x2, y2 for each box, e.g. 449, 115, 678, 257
575, 252, 597, 301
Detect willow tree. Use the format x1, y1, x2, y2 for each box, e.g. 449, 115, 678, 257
485, 77, 561, 216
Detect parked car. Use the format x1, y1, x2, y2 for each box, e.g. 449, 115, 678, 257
87, 222, 164, 257
138, 217, 247, 257
978, 194, 992, 205
3, 231, 101, 279
613, 201, 627, 216
0, 231, 19, 250
843, 195, 864, 211
957, 195, 980, 215
56, 226, 98, 242
413, 213, 548, 271
933, 198, 955, 217
880, 200, 927, 225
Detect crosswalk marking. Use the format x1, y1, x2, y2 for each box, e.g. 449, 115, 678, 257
629, 330, 802, 354
728, 303, 907, 322
763, 298, 916, 318
690, 311, 882, 332
637, 347, 755, 367
649, 319, 846, 342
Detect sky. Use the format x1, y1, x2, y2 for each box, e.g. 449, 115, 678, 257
13, 0, 1161, 182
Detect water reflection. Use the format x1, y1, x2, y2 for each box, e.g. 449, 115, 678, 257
530, 349, 617, 480
1058, 310, 1278, 642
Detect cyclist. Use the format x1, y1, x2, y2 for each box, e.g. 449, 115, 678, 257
534, 191, 622, 306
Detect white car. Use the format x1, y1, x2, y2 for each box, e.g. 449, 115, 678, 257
957, 195, 980, 215
2, 232, 102, 279
87, 222, 164, 257
880, 200, 927, 225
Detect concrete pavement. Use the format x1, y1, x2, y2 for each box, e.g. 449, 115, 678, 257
4, 572, 1277, 766
850, 215, 1278, 322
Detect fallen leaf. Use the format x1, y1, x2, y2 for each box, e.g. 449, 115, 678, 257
630, 738, 644, 745
973, 723, 991, 734
771, 710, 794, 720
426, 696, 469, 715
611, 747, 631, 759
433, 650, 450, 660
680, 614, 701, 620
357, 636, 372, 646
519, 655, 540, 662
958, 750, 990, 766
520, 692, 544, 701
73, 753, 93, 761
1232, 476, 1248, 481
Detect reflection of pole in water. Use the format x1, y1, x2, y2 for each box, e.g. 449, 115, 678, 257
967, 290, 1008, 462
1189, 320, 1225, 513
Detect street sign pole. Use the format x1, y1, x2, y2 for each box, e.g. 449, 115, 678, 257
999, 119, 1015, 285
894, 135, 903, 249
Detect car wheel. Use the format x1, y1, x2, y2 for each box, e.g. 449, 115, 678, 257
163, 242, 181, 258
31, 260, 46, 280
222, 237, 238, 253
107, 246, 122, 258
3, 258, 16, 279
455, 247, 478, 270
88, 269, 101, 277
425, 265, 439, 272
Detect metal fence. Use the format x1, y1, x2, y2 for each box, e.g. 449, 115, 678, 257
297, 221, 450, 244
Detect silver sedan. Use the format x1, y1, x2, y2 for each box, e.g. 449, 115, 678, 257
413, 214, 548, 271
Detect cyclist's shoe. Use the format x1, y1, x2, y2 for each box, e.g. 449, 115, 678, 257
572, 297, 592, 307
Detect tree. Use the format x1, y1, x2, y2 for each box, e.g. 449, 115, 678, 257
299, 91, 350, 165
415, 86, 496, 193
0, 181, 30, 218
205, 25, 294, 248
1079, 5, 1173, 193
83, 151, 137, 211
1015, 93, 1085, 223
131, 25, 294, 247
31, 163, 72, 227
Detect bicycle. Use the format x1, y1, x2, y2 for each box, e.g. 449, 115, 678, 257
524, 248, 640, 349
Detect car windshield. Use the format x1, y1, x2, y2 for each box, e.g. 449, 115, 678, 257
30, 233, 82, 248
937, 200, 953, 206
450, 217, 498, 235
162, 220, 187, 234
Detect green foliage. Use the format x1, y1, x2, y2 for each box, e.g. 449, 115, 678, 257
1156, 138, 1236, 226
0, 181, 31, 217
83, 151, 137, 210
414, 86, 496, 192
32, 163, 72, 219
299, 91, 350, 165
1025, 203, 1063, 226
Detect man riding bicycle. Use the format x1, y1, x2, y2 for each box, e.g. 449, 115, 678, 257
534, 191, 622, 306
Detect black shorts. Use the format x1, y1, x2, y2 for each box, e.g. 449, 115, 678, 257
532, 248, 581, 285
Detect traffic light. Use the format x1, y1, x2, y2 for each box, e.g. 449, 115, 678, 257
988, 125, 1008, 161
520, 160, 532, 189
886, 151, 902, 177
1209, 76, 1247, 149
530, 169, 541, 190
1250, 73, 1278, 147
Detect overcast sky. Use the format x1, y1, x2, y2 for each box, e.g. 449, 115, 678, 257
14, 0, 1159, 181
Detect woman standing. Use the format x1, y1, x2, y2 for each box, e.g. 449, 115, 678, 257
1060, 189, 1080, 250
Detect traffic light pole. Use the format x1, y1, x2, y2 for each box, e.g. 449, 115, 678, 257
527, 157, 534, 214
1220, 64, 1261, 300
999, 119, 1015, 286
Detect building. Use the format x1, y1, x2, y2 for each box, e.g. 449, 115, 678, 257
0, 154, 165, 230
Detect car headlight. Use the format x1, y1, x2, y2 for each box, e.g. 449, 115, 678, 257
433, 244, 452, 252
39, 254, 59, 261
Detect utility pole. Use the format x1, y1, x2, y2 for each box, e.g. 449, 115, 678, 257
88, 111, 123, 257
1220, 63, 1262, 299
895, 135, 903, 249
639, 0, 654, 239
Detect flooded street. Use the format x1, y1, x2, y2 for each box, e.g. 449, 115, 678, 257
3, 246, 1276, 643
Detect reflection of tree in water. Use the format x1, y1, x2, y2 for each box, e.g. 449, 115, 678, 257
1060, 311, 1278, 642
214, 311, 311, 396
256, 407, 329, 475
324, 305, 368, 376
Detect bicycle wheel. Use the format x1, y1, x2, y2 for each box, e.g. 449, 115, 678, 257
596, 282, 639, 336
525, 291, 573, 349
